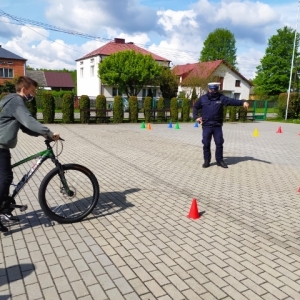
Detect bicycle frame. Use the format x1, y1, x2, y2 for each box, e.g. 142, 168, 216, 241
10, 141, 56, 198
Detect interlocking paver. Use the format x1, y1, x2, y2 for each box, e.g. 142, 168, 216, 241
2, 122, 300, 299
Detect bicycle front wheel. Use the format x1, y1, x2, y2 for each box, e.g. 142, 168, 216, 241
38, 164, 99, 223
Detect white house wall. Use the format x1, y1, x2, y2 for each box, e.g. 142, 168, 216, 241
76, 56, 101, 98
77, 55, 163, 100
213, 65, 251, 99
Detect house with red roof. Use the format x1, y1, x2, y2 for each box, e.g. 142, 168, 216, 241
173, 60, 252, 100
0, 45, 26, 85
26, 70, 75, 91
75, 38, 171, 100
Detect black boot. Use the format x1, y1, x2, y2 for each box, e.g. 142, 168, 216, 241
202, 160, 210, 168
217, 160, 228, 168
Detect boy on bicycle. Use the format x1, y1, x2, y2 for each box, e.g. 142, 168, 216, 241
0, 76, 60, 232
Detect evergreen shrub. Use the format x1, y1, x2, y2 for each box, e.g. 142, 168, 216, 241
96, 95, 106, 123
129, 96, 138, 123
182, 98, 190, 122
157, 97, 165, 122
143, 96, 152, 123
170, 97, 178, 122
62, 93, 74, 123
80, 95, 90, 123
113, 95, 123, 123
42, 92, 55, 123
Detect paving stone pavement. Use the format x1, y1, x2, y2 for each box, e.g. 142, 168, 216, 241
1, 121, 300, 300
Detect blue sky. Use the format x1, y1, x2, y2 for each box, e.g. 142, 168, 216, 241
0, 0, 299, 79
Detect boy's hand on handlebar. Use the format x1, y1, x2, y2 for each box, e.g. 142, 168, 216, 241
52, 133, 60, 141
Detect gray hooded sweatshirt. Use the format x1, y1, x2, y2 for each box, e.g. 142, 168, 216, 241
0, 93, 53, 148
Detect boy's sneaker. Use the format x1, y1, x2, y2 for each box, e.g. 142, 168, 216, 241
0, 213, 19, 222
0, 221, 8, 232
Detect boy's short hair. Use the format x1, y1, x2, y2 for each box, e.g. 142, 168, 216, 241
15, 76, 38, 92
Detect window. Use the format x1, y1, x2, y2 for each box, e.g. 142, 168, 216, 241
142, 88, 156, 97
112, 87, 122, 96
80, 68, 84, 77
90, 58, 94, 63
90, 65, 94, 77
235, 80, 241, 87
0, 68, 13, 78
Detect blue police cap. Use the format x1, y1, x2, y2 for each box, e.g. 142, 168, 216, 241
208, 82, 220, 90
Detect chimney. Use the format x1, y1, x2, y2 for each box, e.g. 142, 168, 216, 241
114, 38, 125, 44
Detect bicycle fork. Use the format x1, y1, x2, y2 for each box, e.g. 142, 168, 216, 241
57, 163, 74, 197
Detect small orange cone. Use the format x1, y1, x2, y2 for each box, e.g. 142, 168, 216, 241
276, 126, 282, 133
147, 123, 152, 130
187, 198, 200, 219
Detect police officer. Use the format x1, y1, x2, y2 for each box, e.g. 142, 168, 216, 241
193, 82, 249, 168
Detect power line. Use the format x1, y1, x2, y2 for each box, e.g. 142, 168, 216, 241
0, 9, 262, 69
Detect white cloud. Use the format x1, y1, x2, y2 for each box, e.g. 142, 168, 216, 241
1, 0, 298, 80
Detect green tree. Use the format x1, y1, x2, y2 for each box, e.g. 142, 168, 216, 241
253, 26, 300, 97
159, 67, 178, 99
200, 28, 237, 67
98, 50, 161, 97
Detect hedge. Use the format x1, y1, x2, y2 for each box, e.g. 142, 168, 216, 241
80, 95, 90, 123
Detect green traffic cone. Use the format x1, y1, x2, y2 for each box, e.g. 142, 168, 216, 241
175, 122, 180, 129
141, 121, 146, 129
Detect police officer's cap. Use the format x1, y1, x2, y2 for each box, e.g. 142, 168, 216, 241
208, 82, 220, 91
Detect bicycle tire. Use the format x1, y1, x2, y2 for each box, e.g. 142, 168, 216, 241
38, 164, 99, 223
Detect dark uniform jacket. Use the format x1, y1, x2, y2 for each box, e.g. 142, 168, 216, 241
193, 92, 244, 127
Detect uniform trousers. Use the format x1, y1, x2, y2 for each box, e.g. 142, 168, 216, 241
202, 125, 224, 162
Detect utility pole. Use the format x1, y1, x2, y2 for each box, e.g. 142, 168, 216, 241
286, 0, 300, 120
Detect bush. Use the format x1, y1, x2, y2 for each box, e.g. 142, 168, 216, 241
238, 106, 247, 122
223, 106, 228, 121
113, 95, 123, 123
277, 92, 300, 118
62, 93, 74, 123
191, 87, 198, 102
80, 95, 90, 123
129, 96, 138, 123
96, 95, 106, 123
25, 97, 38, 119
42, 92, 55, 123
143, 96, 152, 123
170, 97, 178, 122
182, 98, 190, 122
157, 97, 165, 122
228, 106, 237, 122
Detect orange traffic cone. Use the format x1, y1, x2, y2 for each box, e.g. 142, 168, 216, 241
276, 126, 282, 133
297, 186, 300, 193
147, 123, 152, 130
187, 198, 200, 219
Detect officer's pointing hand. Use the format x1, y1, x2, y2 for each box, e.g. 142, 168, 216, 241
243, 102, 249, 109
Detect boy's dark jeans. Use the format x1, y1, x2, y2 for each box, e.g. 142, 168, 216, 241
0, 148, 13, 210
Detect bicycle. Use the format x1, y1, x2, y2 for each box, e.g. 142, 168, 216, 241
0, 138, 100, 225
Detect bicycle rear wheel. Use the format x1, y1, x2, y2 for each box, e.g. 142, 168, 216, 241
38, 164, 99, 223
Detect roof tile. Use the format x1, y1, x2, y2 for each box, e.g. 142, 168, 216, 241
77, 39, 170, 62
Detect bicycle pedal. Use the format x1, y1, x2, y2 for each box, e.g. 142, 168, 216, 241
20, 205, 28, 212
